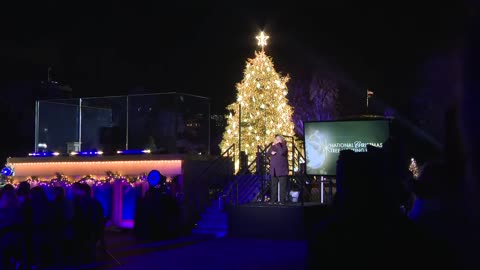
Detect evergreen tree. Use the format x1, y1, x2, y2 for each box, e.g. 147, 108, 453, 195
220, 32, 295, 167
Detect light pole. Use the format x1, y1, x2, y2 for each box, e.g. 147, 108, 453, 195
238, 103, 241, 167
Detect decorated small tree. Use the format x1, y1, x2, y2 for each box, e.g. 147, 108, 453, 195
219, 32, 295, 167
409, 158, 420, 179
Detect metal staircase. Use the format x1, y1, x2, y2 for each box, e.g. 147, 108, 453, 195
191, 139, 334, 236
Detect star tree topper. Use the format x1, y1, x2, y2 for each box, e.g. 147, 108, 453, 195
256, 31, 269, 51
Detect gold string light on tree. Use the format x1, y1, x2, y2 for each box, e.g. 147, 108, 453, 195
220, 31, 295, 168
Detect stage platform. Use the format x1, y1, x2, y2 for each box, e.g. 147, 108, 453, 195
226, 202, 331, 241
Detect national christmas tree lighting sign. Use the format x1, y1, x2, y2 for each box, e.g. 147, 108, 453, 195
304, 119, 390, 176
325, 141, 384, 153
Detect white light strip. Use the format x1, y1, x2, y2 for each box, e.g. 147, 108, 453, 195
11, 160, 182, 166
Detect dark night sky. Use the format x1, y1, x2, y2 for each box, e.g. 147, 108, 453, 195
0, 0, 471, 157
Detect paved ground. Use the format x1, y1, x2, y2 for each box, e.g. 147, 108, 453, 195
66, 231, 308, 270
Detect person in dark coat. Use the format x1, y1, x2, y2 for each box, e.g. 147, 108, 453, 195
0, 184, 14, 195
0, 189, 23, 270
29, 186, 54, 268
268, 135, 289, 204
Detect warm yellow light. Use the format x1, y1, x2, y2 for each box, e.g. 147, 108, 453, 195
220, 33, 295, 166
10, 160, 183, 178
11, 160, 181, 166
256, 31, 269, 50
234, 160, 240, 173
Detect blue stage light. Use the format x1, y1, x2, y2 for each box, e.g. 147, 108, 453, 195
70, 151, 104, 156
28, 152, 60, 157
116, 149, 151, 155
147, 170, 163, 187
1, 166, 14, 177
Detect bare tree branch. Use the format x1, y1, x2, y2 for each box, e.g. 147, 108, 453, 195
288, 72, 339, 138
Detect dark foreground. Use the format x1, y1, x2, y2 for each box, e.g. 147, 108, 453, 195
65, 230, 307, 270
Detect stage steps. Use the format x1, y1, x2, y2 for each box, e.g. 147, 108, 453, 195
191, 201, 228, 238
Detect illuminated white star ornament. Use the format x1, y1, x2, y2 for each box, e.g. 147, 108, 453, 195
256, 31, 269, 51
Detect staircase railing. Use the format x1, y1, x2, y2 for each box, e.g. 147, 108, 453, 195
197, 144, 235, 180
286, 136, 315, 205
249, 144, 271, 202
220, 139, 335, 206
194, 144, 235, 206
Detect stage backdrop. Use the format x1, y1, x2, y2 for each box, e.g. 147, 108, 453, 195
304, 119, 390, 176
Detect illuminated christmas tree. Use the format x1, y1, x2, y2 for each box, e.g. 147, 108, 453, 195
220, 31, 295, 168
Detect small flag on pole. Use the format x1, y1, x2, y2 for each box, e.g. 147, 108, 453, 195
367, 89, 374, 97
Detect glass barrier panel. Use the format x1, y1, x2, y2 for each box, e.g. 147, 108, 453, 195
37, 99, 80, 154
127, 93, 210, 154
81, 96, 127, 153
36, 93, 210, 155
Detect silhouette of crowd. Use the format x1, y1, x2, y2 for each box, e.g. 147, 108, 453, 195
307, 106, 480, 270
0, 181, 104, 269
134, 179, 180, 240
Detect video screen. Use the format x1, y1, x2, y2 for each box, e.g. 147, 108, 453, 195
304, 119, 390, 176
